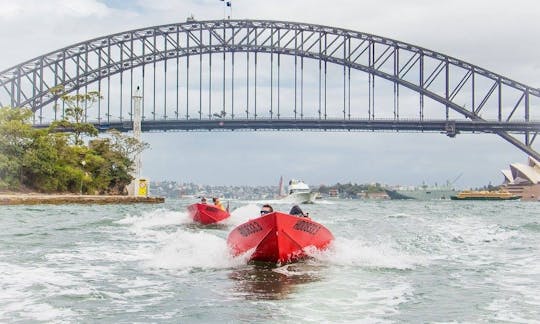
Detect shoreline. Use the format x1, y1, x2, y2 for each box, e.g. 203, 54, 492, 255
0, 193, 165, 205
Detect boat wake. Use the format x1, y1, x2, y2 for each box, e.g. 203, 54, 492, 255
223, 203, 261, 226
116, 205, 427, 271
116, 208, 251, 272
144, 229, 248, 271
308, 237, 427, 270
116, 208, 193, 228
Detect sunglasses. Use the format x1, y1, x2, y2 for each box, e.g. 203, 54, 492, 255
260, 210, 271, 215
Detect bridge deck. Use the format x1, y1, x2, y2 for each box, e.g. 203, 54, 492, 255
79, 119, 540, 135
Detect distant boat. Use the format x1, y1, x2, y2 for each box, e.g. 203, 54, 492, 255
450, 190, 521, 201
385, 185, 457, 200
280, 179, 318, 204
187, 203, 230, 224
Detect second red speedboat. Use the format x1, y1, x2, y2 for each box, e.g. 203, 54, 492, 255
227, 212, 334, 264
187, 203, 230, 224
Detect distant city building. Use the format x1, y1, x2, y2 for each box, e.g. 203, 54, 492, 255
149, 181, 279, 200
329, 189, 339, 197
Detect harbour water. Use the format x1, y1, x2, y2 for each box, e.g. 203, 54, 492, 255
0, 199, 539, 323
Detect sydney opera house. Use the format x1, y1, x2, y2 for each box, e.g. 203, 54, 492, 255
501, 157, 540, 201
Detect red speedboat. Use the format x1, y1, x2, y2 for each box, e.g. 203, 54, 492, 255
187, 203, 230, 224
227, 212, 334, 264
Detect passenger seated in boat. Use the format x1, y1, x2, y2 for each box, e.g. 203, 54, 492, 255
289, 205, 308, 217
200, 197, 207, 204
213, 197, 225, 211
260, 204, 273, 215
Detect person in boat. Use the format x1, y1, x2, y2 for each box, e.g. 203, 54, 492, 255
260, 204, 273, 215
200, 197, 207, 204
213, 197, 225, 211
289, 205, 308, 217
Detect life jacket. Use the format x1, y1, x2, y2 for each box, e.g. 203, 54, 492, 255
214, 201, 225, 211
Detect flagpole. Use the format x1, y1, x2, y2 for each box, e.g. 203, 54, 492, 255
226, 1, 232, 19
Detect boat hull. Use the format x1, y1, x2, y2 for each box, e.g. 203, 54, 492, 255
187, 203, 230, 224
450, 196, 521, 201
280, 192, 318, 204
227, 212, 334, 264
385, 188, 457, 200
450, 190, 521, 201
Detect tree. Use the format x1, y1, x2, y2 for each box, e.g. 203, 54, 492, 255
1, 89, 149, 194
107, 129, 149, 160
50, 86, 100, 145
0, 107, 35, 189
20, 130, 63, 192
89, 138, 133, 194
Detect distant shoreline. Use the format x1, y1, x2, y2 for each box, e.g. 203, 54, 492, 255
0, 193, 164, 205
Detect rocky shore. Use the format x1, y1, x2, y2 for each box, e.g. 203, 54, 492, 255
0, 193, 164, 205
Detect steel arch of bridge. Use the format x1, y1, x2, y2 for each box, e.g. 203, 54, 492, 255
1, 19, 539, 159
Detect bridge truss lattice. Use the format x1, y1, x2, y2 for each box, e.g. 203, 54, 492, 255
0, 20, 539, 159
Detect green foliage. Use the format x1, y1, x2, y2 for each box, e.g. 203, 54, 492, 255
317, 182, 385, 198
107, 129, 150, 158
0, 107, 35, 189
50, 86, 100, 145
0, 92, 148, 194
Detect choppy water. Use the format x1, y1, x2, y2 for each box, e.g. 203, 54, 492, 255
0, 199, 539, 323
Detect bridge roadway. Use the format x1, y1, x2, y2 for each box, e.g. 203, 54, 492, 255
88, 118, 540, 136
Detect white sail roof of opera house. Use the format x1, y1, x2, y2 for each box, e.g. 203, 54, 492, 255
501, 169, 514, 183
528, 156, 540, 169
509, 163, 540, 184
501, 157, 540, 185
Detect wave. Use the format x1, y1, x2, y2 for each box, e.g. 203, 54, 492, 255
114, 205, 432, 272
520, 222, 540, 232
115, 207, 257, 272
116, 208, 192, 228
223, 204, 260, 226
308, 237, 427, 270
144, 230, 249, 271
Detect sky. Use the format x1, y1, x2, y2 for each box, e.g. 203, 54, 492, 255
0, 0, 539, 187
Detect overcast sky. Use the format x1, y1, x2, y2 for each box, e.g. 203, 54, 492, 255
1, 0, 539, 187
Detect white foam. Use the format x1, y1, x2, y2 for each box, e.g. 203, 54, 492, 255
116, 208, 192, 228
287, 281, 413, 322
144, 229, 247, 271
0, 262, 79, 322
309, 237, 426, 270
310, 200, 336, 205
112, 207, 258, 272
223, 203, 260, 226
272, 264, 319, 277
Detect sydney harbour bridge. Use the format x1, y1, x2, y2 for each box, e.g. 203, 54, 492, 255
0, 19, 539, 160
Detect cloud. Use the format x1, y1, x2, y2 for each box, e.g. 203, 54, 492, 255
0, 0, 112, 19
